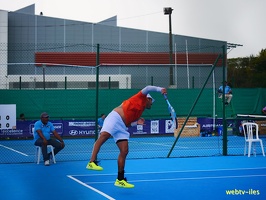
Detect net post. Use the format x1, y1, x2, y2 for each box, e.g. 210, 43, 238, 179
222, 45, 228, 156
95, 44, 100, 141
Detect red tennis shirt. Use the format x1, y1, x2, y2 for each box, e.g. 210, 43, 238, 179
122, 91, 147, 126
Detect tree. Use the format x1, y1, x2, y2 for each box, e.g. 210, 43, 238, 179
255, 49, 266, 72
227, 48, 266, 88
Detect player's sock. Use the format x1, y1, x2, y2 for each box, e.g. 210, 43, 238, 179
117, 170, 125, 180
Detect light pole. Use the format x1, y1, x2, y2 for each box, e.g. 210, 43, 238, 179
164, 7, 174, 86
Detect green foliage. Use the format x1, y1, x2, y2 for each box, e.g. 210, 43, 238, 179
228, 48, 266, 88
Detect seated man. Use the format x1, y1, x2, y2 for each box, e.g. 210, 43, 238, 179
218, 81, 233, 105
33, 112, 65, 166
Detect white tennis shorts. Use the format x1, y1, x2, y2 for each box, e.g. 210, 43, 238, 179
100, 110, 130, 143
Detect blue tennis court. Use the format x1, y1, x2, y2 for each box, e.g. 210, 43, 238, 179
1, 156, 266, 200
1, 135, 266, 199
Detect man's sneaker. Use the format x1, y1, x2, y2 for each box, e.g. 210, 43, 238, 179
44, 160, 50, 166
86, 161, 103, 171
114, 178, 134, 188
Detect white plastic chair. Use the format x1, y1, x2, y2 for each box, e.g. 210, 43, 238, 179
242, 122, 265, 157
35, 145, 56, 164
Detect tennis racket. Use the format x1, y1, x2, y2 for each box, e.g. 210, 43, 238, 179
163, 94, 177, 130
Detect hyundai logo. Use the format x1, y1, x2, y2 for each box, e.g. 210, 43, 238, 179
69, 130, 78, 135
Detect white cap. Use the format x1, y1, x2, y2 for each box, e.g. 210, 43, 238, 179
147, 93, 155, 103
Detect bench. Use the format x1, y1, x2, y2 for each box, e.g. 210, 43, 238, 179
174, 117, 200, 137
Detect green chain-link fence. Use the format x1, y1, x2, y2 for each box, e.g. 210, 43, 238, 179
1, 43, 266, 164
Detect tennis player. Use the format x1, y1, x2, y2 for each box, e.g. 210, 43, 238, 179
86, 85, 167, 188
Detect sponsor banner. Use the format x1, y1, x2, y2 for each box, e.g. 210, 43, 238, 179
0, 119, 174, 138
129, 119, 173, 135
197, 118, 216, 132
0, 120, 34, 138
3, 118, 233, 138
0, 120, 64, 138
197, 117, 239, 133
150, 120, 160, 134
165, 119, 175, 133
64, 120, 95, 136
68, 121, 95, 127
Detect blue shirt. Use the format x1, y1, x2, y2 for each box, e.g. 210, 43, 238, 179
33, 120, 55, 141
218, 85, 231, 94
98, 117, 105, 127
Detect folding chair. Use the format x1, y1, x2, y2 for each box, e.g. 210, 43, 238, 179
35, 145, 56, 164
242, 122, 265, 157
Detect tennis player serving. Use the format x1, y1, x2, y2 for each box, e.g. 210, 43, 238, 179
86, 85, 167, 188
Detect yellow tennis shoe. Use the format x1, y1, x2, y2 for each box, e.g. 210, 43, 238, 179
114, 178, 134, 188
86, 161, 103, 171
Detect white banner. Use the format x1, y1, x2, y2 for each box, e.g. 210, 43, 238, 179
0, 104, 16, 130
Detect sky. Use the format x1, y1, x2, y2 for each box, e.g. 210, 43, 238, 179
0, 0, 265, 58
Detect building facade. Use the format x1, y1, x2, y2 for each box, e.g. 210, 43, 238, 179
0, 4, 227, 89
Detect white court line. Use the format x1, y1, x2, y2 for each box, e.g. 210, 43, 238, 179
130, 140, 172, 147
68, 167, 266, 196
69, 167, 266, 177
67, 175, 115, 200
130, 141, 188, 149
85, 174, 266, 185
0, 144, 29, 156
